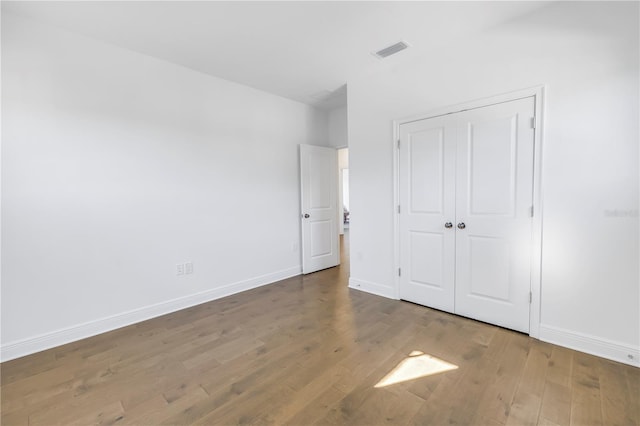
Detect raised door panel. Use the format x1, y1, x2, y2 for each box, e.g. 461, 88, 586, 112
468, 115, 517, 216
467, 236, 511, 301
409, 231, 444, 289
409, 128, 444, 214
309, 153, 332, 210
309, 220, 332, 258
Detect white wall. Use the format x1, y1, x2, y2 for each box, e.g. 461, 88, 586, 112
348, 2, 639, 365
328, 105, 348, 148
1, 13, 328, 360
331, 108, 349, 235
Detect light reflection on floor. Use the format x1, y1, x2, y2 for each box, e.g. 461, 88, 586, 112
374, 350, 458, 388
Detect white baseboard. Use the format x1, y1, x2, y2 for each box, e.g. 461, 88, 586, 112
348, 277, 397, 300
1, 266, 301, 362
539, 324, 640, 368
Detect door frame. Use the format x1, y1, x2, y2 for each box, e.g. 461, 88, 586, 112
392, 86, 545, 338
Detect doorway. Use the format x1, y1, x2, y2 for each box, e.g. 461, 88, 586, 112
338, 148, 350, 275
338, 148, 350, 235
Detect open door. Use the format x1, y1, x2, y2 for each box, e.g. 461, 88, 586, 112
300, 144, 339, 274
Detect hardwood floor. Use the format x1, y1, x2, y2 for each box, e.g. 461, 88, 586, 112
1, 233, 638, 425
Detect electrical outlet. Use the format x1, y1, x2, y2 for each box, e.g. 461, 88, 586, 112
176, 263, 185, 276
185, 261, 193, 274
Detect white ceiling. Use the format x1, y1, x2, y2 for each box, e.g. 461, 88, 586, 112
3, 1, 549, 109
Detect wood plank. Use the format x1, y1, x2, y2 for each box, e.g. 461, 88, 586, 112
470, 330, 528, 425
506, 390, 541, 426
626, 364, 640, 425
539, 381, 572, 425
599, 359, 638, 426
546, 345, 573, 388
345, 387, 424, 425
570, 352, 604, 426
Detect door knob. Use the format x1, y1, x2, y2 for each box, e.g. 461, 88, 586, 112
303, 213, 310, 218
444, 222, 453, 229
457, 222, 466, 229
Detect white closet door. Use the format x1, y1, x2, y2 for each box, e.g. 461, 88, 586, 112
398, 116, 456, 312
454, 97, 535, 333
398, 96, 536, 333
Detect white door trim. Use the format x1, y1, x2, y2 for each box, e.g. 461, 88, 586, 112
392, 86, 545, 338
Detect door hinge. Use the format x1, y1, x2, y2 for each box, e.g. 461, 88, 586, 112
529, 292, 532, 303
397, 205, 401, 214
398, 268, 402, 277
530, 205, 534, 217
397, 139, 400, 149
530, 117, 536, 129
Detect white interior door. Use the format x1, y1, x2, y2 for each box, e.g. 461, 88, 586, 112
300, 144, 339, 274
454, 97, 535, 333
398, 116, 456, 312
398, 96, 535, 333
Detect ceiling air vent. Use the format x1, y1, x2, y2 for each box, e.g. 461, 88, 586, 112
373, 41, 410, 59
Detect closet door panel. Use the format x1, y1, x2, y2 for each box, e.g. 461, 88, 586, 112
398, 116, 456, 312
454, 97, 535, 333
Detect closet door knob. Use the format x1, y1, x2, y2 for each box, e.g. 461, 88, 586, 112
457, 222, 466, 229
444, 222, 453, 229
